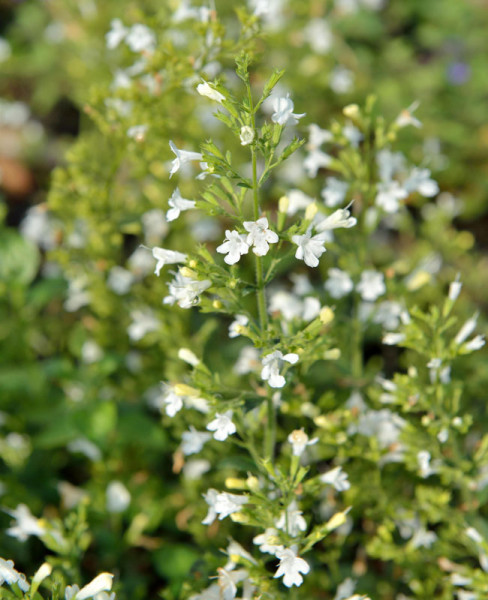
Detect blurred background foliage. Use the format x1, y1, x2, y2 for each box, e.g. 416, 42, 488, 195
0, 0, 487, 598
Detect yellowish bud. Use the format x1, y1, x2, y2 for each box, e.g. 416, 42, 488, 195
230, 512, 248, 523
278, 195, 289, 213
174, 383, 199, 397
326, 509, 349, 532
225, 477, 247, 489
319, 306, 334, 325
246, 476, 260, 491
212, 299, 223, 309
343, 104, 360, 119
180, 267, 196, 278
229, 279, 237, 289
406, 270, 431, 291
189, 259, 198, 269
324, 348, 341, 360
305, 202, 318, 221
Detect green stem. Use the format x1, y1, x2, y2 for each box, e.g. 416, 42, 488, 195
264, 395, 276, 463
248, 84, 268, 333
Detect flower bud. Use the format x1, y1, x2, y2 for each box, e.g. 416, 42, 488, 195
239, 126, 255, 146
305, 202, 318, 221
343, 104, 360, 119
319, 306, 334, 325
278, 195, 289, 213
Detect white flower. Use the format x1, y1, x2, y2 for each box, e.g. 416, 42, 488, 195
126, 124, 148, 141
166, 187, 196, 221
107, 266, 134, 294
274, 547, 310, 588
261, 351, 299, 388
81, 340, 103, 364
410, 528, 437, 549
253, 528, 282, 555
74, 573, 114, 600
286, 189, 314, 215
292, 229, 328, 267
321, 177, 349, 207
125, 24, 156, 53
373, 300, 403, 330
152, 246, 187, 275
169, 141, 203, 178
106, 481, 131, 513
216, 230, 250, 265
5, 504, 46, 542
308, 123, 333, 149
455, 313, 479, 345
330, 66, 354, 94
239, 126, 254, 146
315, 207, 357, 231
304, 148, 332, 178
159, 384, 184, 418
320, 466, 350, 491
395, 101, 422, 129
142, 208, 168, 243
214, 492, 248, 520
196, 81, 225, 103
128, 309, 159, 341
382, 332, 405, 346
233, 346, 260, 375
183, 459, 211, 480
343, 122, 363, 147
105, 19, 128, 49
448, 275, 462, 301
288, 429, 318, 457
229, 314, 249, 338
325, 268, 354, 299
356, 270, 386, 301
164, 271, 211, 309
375, 180, 408, 213
243, 218, 279, 256
67, 438, 101, 461
304, 19, 333, 54
201, 488, 219, 525
271, 94, 305, 126
216, 567, 248, 600
334, 578, 356, 600
404, 167, 439, 197
464, 335, 486, 352
206, 410, 236, 441
0, 557, 29, 592
181, 426, 211, 455
178, 348, 200, 366
377, 148, 406, 182
276, 501, 307, 536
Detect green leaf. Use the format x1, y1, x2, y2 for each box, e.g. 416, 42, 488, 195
0, 229, 40, 285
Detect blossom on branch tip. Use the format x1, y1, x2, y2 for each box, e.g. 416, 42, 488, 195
243, 218, 279, 256
164, 271, 211, 309
261, 351, 299, 388
292, 229, 329, 267
196, 81, 226, 103
0, 558, 29, 592
395, 101, 422, 129
271, 95, 305, 126
229, 314, 249, 338
274, 547, 310, 588
181, 426, 211, 455
288, 429, 318, 456
152, 247, 187, 275
356, 270, 386, 302
213, 492, 248, 520
169, 141, 203, 178
206, 410, 236, 441
324, 268, 354, 299
320, 466, 350, 491
315, 206, 357, 231
166, 188, 196, 221
216, 230, 250, 265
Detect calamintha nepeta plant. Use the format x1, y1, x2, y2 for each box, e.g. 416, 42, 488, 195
146, 54, 486, 600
